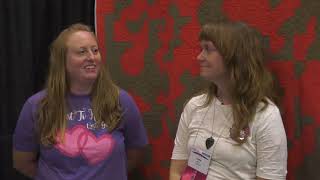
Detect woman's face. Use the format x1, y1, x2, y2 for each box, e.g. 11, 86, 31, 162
65, 31, 102, 86
197, 40, 228, 83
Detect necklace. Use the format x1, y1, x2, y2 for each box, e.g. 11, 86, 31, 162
205, 99, 217, 149
191, 98, 226, 151
205, 137, 214, 149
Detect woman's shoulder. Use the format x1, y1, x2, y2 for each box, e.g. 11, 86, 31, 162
26, 90, 47, 105
119, 88, 129, 97
119, 89, 133, 101
256, 98, 280, 115
253, 99, 282, 127
252, 99, 286, 148
118, 89, 138, 108
185, 93, 208, 108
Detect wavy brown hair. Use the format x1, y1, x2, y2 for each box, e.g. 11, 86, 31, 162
198, 21, 278, 144
37, 23, 121, 146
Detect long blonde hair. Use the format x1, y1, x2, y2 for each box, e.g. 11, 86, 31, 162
199, 21, 278, 144
38, 23, 121, 146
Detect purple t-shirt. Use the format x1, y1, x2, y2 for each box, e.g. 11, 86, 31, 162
13, 89, 148, 180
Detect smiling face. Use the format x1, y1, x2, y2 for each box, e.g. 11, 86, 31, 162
65, 31, 101, 88
197, 40, 228, 83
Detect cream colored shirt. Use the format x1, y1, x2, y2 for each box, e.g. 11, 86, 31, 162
172, 94, 287, 180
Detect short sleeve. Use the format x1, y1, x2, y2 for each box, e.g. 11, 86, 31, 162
171, 100, 193, 160
256, 106, 287, 180
120, 90, 148, 149
13, 100, 39, 152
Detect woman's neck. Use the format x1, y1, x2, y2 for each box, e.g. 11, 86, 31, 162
216, 84, 232, 105
69, 82, 93, 95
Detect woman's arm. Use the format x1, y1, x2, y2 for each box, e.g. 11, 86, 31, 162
13, 149, 38, 178
169, 159, 187, 180
256, 106, 287, 180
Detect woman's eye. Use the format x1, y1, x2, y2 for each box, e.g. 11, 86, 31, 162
92, 48, 99, 53
78, 50, 86, 54
201, 47, 210, 53
207, 46, 217, 52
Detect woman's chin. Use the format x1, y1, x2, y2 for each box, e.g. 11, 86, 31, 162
199, 72, 210, 79
82, 74, 98, 82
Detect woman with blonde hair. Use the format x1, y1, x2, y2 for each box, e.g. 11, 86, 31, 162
13, 23, 148, 180
170, 21, 287, 180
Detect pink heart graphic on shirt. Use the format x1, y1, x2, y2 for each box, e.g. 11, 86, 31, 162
80, 132, 115, 165
54, 125, 115, 165
55, 125, 87, 157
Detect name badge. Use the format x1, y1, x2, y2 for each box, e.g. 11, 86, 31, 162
187, 147, 212, 175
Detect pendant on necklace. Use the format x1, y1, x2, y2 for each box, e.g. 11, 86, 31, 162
205, 137, 215, 149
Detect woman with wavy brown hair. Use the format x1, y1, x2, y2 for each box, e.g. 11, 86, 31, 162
170, 21, 287, 180
13, 23, 148, 180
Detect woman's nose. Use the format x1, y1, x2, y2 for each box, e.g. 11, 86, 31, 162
87, 50, 95, 59
197, 50, 205, 61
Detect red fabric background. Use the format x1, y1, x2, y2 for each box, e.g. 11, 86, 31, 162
96, 0, 320, 179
